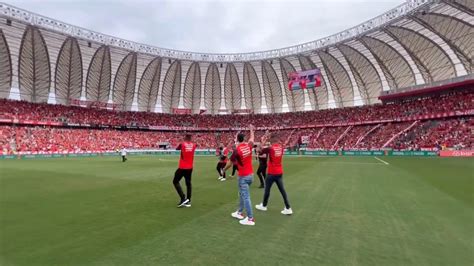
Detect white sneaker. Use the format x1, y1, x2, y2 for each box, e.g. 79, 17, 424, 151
281, 208, 293, 215
220, 178, 226, 182
239, 217, 255, 226
231, 211, 245, 220
177, 198, 190, 208
255, 203, 267, 211
218, 176, 223, 180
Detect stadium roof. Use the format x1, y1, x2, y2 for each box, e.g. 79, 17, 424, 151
0, 0, 472, 113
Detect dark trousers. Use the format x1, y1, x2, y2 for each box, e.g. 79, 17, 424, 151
256, 163, 267, 186
216, 162, 226, 178
173, 168, 192, 201
263, 174, 290, 209
232, 164, 238, 176
122, 155, 127, 162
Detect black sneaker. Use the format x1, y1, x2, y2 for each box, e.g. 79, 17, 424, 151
177, 198, 190, 208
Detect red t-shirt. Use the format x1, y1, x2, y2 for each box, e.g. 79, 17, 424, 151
231, 143, 253, 176
177, 141, 197, 169
261, 143, 284, 175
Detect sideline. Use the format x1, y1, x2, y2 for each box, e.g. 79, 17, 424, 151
374, 156, 389, 165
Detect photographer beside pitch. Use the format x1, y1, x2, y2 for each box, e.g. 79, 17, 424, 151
255, 132, 293, 215
223, 125, 256, 226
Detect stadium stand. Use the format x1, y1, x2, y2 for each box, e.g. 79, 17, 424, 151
0, 0, 472, 156
0, 89, 472, 128
1, 88, 472, 154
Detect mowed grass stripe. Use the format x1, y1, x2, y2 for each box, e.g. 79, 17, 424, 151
93, 166, 334, 265
0, 156, 473, 265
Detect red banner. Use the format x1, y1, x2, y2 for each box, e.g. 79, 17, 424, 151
439, 150, 474, 157
173, 108, 192, 114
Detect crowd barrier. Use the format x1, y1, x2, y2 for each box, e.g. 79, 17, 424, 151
299, 150, 438, 156
439, 150, 474, 157
2, 150, 467, 160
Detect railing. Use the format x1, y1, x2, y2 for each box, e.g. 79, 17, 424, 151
331, 125, 353, 150
0, 0, 433, 62
382, 120, 419, 148
355, 124, 382, 147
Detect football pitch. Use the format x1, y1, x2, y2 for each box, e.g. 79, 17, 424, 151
0, 156, 473, 265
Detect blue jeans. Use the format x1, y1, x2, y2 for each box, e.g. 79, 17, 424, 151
238, 175, 254, 218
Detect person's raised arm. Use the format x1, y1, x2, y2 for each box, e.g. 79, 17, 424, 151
261, 130, 270, 144
234, 130, 240, 143
248, 124, 255, 145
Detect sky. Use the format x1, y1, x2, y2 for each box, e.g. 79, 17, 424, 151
7, 0, 404, 53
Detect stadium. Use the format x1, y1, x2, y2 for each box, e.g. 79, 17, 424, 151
0, 0, 473, 265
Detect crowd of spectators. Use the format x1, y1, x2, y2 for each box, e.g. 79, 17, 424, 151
1, 116, 472, 154
0, 90, 472, 129
393, 117, 473, 151
356, 122, 412, 150
336, 125, 375, 150
0, 126, 232, 154
0, 89, 472, 154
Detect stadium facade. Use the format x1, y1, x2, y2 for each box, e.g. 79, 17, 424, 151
0, 0, 472, 114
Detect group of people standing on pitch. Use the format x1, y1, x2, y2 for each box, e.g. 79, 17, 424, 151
172, 125, 292, 226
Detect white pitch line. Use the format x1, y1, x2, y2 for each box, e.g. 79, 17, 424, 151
374, 156, 389, 165
158, 158, 176, 162
320, 161, 383, 165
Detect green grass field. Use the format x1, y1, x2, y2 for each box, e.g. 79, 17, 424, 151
0, 156, 473, 265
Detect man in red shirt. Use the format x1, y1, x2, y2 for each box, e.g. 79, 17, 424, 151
255, 133, 293, 215
224, 125, 256, 226
173, 134, 197, 208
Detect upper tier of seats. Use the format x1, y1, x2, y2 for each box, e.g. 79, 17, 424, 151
1, 89, 472, 129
